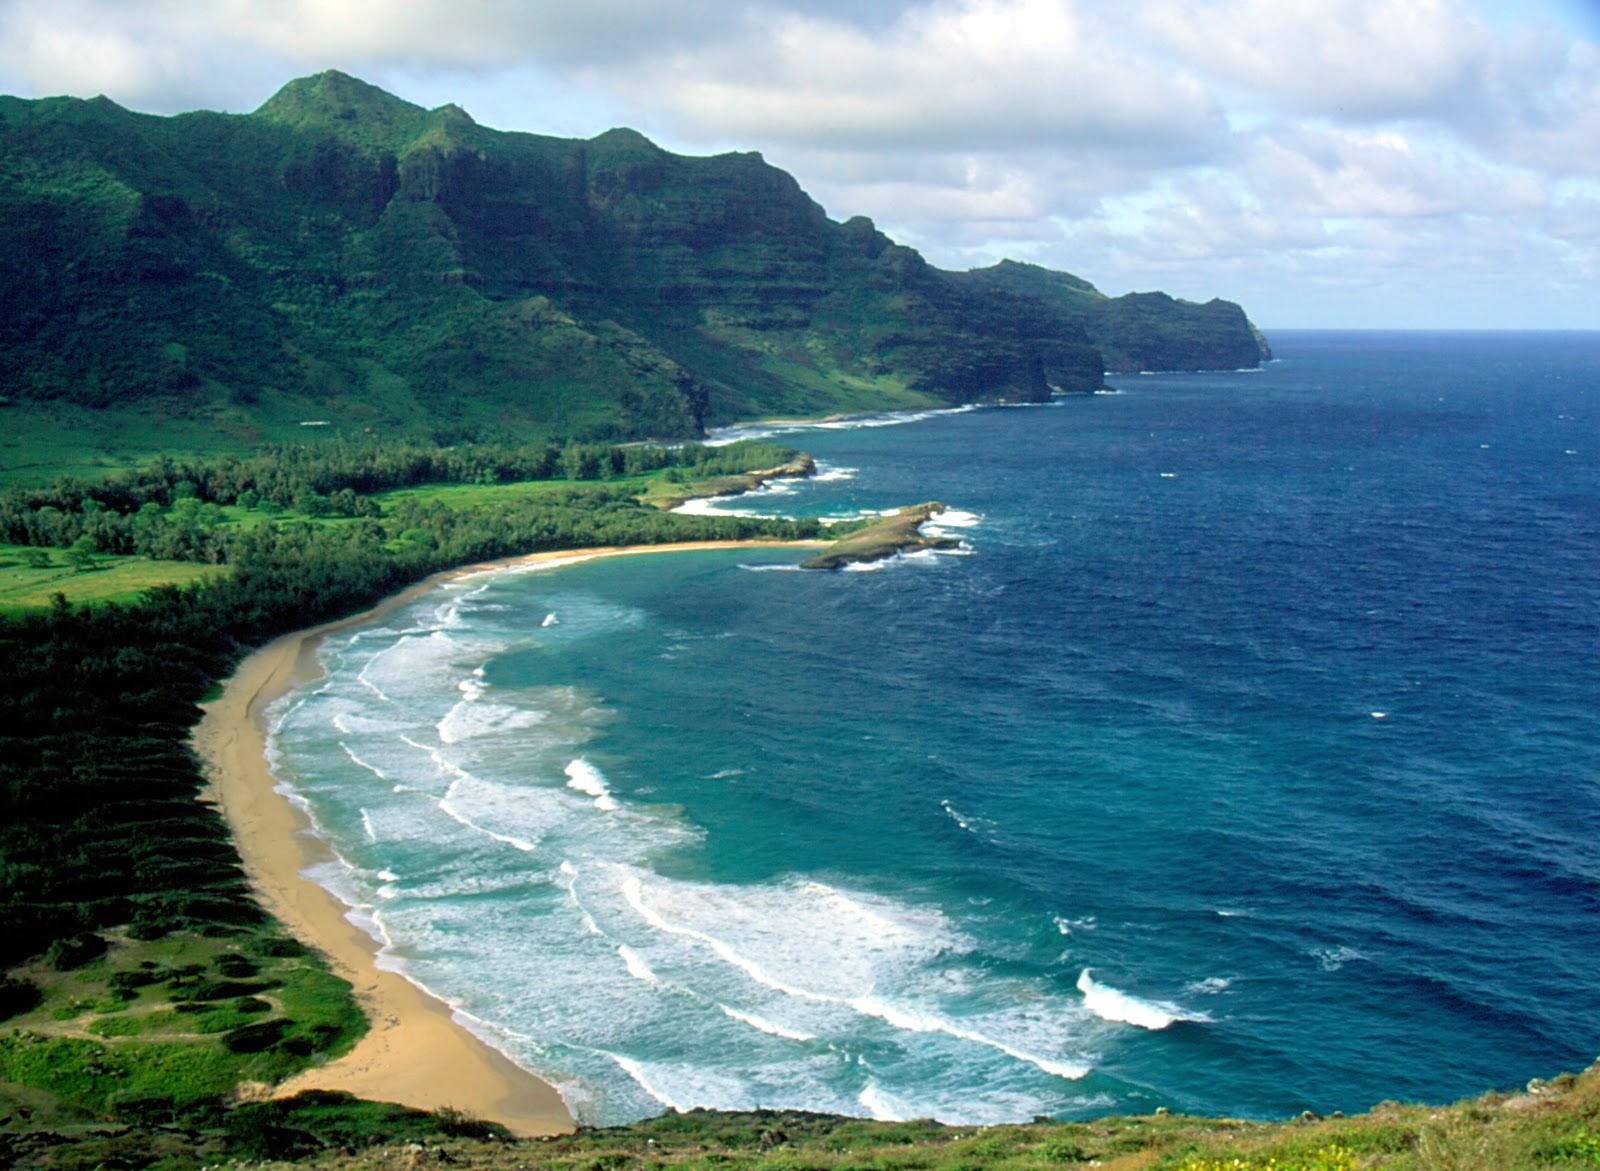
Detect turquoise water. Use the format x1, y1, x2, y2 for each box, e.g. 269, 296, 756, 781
270, 331, 1600, 1126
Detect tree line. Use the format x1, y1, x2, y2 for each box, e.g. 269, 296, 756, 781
0, 437, 801, 561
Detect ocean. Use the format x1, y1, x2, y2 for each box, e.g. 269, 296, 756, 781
268, 330, 1600, 1127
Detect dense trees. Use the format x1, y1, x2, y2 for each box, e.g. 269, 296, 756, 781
0, 438, 800, 560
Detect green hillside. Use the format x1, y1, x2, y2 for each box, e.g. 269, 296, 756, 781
956, 259, 1274, 372
0, 72, 1266, 475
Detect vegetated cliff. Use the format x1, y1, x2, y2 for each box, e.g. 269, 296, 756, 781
0, 71, 1265, 453
955, 259, 1273, 373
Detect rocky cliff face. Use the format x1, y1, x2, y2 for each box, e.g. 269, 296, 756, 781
0, 72, 1265, 449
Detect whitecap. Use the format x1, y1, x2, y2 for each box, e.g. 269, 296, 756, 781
858, 1081, 911, 1121
566, 758, 621, 812
1311, 945, 1367, 972
542, 613, 559, 627
941, 800, 976, 832
926, 508, 981, 529
1076, 969, 1206, 1030
850, 995, 1090, 1080
719, 1004, 816, 1042
811, 463, 859, 482
618, 944, 658, 985
339, 742, 390, 781
605, 1052, 682, 1111
437, 699, 547, 744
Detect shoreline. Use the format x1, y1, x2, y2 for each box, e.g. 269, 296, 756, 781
192, 538, 819, 1136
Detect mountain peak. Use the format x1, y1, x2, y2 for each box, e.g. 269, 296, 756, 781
253, 70, 426, 141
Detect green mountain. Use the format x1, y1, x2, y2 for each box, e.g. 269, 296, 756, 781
956, 259, 1273, 373
0, 71, 1267, 462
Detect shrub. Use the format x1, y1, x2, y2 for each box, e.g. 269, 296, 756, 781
0, 977, 43, 1021
45, 932, 108, 970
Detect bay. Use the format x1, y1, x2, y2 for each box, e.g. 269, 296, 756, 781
270, 330, 1600, 1125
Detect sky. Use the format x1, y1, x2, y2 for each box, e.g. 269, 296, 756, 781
1, 0, 1597, 329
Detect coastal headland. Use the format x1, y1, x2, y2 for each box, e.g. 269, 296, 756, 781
800, 502, 962, 569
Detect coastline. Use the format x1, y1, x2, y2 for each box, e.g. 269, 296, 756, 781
192, 539, 818, 1136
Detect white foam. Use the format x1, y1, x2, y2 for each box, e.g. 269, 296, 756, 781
858, 1081, 910, 1121
618, 944, 658, 985
339, 742, 390, 781
719, 1005, 816, 1042
671, 497, 775, 518
851, 995, 1090, 1080
1311, 945, 1367, 972
1076, 969, 1204, 1030
606, 1052, 682, 1111
702, 403, 980, 446
1184, 977, 1233, 995
437, 699, 547, 744
566, 758, 621, 812
542, 613, 559, 627
620, 874, 822, 1002
435, 774, 540, 854
1053, 915, 1096, 935
812, 463, 858, 482
927, 508, 981, 529
940, 800, 998, 837
360, 808, 377, 843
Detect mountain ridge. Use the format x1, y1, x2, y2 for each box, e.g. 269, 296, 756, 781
0, 70, 1268, 462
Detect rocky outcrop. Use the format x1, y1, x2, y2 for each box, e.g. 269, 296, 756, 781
800, 503, 962, 570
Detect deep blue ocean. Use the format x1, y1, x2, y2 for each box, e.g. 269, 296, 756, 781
270, 331, 1600, 1126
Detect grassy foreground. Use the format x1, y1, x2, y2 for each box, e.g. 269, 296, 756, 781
180, 1058, 1600, 1170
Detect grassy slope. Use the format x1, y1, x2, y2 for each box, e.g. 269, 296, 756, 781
0, 542, 225, 613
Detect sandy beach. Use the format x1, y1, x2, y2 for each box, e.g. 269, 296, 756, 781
192, 539, 816, 1136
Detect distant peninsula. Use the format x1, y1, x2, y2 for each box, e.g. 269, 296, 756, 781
0, 70, 1267, 463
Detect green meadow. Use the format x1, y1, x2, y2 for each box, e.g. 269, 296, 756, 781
0, 542, 225, 614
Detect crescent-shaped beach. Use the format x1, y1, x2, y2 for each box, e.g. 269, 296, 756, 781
191, 541, 815, 1135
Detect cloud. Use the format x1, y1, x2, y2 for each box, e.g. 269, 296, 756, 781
619, 1, 1227, 156
1137, 0, 1494, 120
